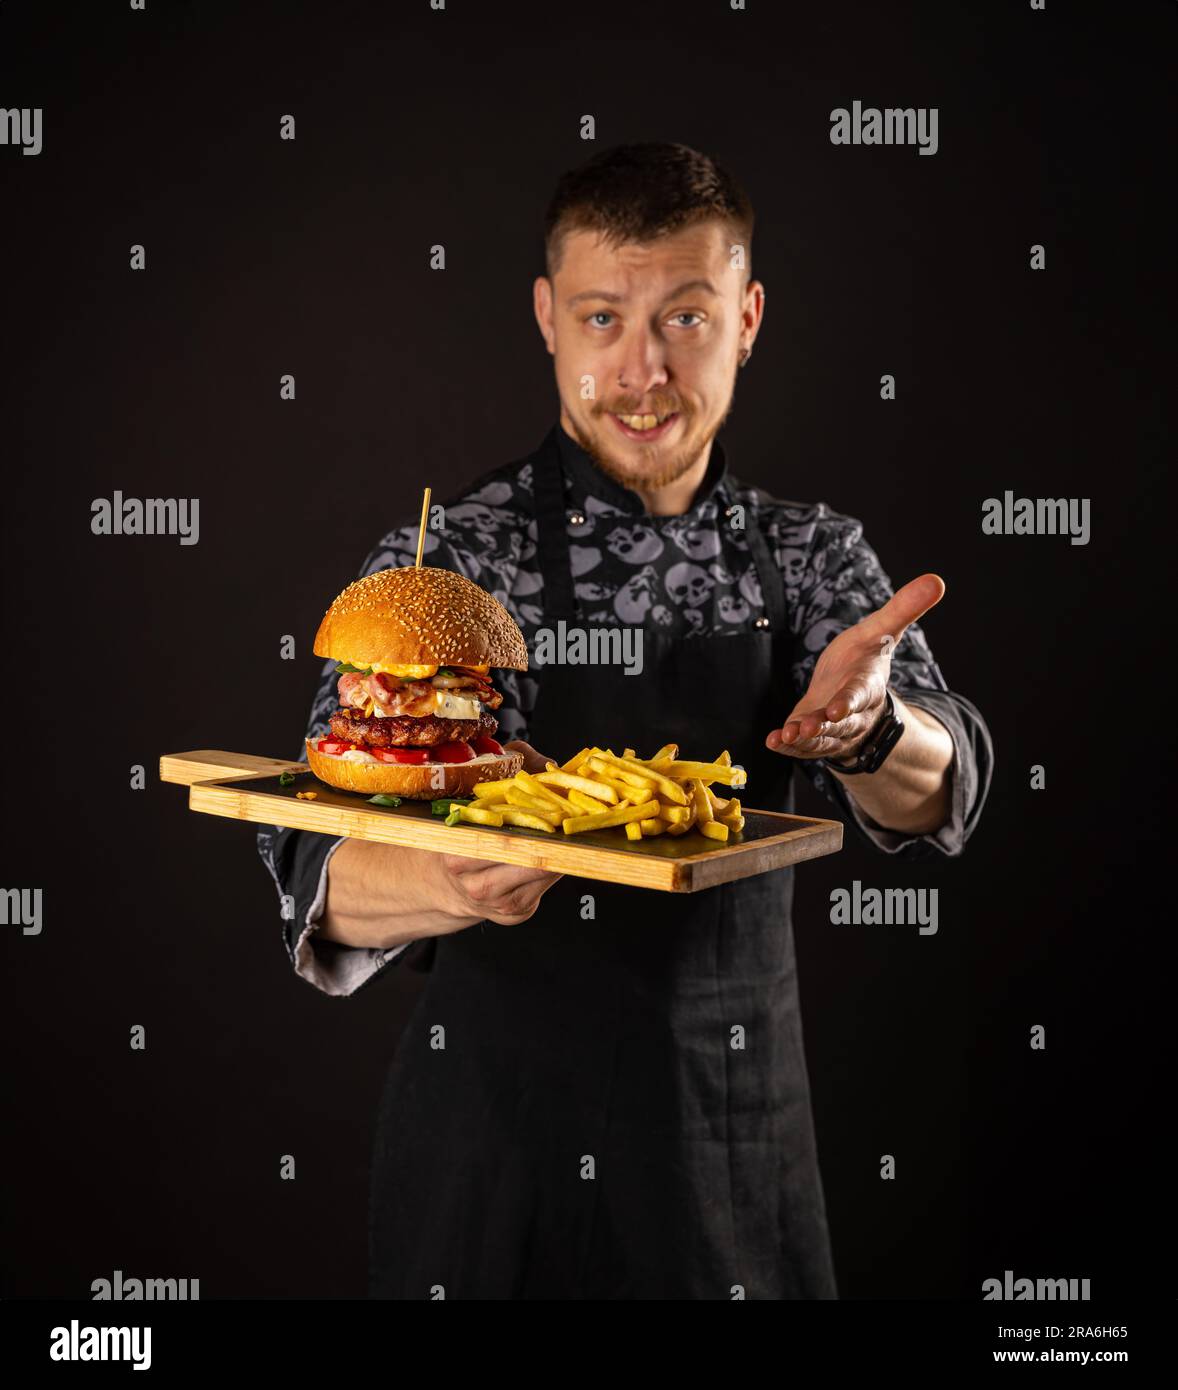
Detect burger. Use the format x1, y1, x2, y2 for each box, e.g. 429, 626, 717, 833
304, 565, 529, 799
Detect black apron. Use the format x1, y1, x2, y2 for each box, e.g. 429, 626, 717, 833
369, 429, 838, 1300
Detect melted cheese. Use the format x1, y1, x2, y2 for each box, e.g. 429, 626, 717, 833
373, 662, 438, 678
350, 690, 483, 720
432, 692, 483, 720
337, 659, 491, 678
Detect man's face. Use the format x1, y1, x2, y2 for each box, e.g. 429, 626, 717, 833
534, 220, 763, 490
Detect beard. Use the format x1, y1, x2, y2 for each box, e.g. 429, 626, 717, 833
567, 388, 736, 491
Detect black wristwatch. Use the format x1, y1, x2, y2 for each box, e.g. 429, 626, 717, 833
818, 689, 904, 775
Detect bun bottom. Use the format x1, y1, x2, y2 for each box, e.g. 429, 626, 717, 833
305, 739, 523, 799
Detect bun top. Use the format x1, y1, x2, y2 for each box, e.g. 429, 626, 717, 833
313, 565, 529, 671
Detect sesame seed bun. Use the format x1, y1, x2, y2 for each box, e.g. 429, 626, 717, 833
305, 739, 523, 799
313, 566, 528, 670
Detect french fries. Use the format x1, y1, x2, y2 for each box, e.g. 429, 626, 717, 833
465, 799, 556, 831
446, 745, 748, 843
561, 799, 659, 835
515, 771, 577, 817
489, 807, 557, 832
503, 786, 563, 823
536, 769, 619, 804
578, 762, 643, 803
451, 804, 504, 827
471, 778, 519, 799
591, 752, 690, 804
648, 759, 747, 788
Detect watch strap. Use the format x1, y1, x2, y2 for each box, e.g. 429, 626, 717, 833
818, 689, 904, 775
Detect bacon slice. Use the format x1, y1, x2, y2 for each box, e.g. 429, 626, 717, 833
335, 668, 501, 713
364, 675, 434, 714
337, 672, 368, 706
432, 671, 502, 706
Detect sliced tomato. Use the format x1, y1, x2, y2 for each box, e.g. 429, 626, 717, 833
317, 739, 357, 755
369, 747, 429, 764
433, 740, 475, 763
471, 734, 503, 756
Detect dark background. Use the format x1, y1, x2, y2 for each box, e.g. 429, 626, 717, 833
1, 0, 1172, 1301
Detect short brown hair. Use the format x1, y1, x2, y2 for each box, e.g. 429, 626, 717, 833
543, 142, 754, 280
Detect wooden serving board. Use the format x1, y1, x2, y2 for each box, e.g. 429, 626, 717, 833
161, 750, 843, 893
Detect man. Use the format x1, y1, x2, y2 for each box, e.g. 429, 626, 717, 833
259, 142, 992, 1299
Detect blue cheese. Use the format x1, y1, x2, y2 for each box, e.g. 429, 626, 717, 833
431, 691, 483, 720
361, 690, 484, 719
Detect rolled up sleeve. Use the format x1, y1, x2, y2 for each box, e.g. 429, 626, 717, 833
805, 687, 992, 860
254, 524, 460, 996
257, 822, 412, 996
789, 505, 993, 859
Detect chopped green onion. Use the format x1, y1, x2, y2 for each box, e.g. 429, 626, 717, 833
279, 770, 297, 787
368, 793, 403, 808
431, 796, 473, 816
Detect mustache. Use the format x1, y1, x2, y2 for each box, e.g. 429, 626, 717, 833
596, 400, 686, 417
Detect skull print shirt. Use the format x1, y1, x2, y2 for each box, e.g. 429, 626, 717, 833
259, 422, 993, 996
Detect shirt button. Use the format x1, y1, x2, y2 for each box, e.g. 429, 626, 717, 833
754, 616, 770, 629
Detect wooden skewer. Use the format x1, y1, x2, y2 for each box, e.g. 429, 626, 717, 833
415, 487, 431, 567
